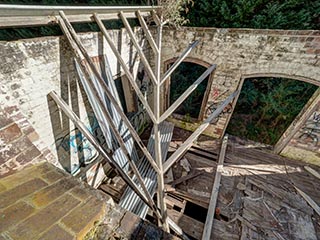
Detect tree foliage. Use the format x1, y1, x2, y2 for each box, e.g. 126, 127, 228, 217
157, 0, 193, 26
227, 78, 317, 145
186, 0, 320, 29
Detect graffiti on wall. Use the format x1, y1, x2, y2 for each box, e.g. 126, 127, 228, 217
205, 96, 233, 124
298, 111, 320, 145
53, 114, 106, 173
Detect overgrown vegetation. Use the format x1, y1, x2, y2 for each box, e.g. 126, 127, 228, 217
226, 78, 317, 145
185, 0, 320, 30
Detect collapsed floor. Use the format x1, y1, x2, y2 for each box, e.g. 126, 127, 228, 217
99, 127, 320, 240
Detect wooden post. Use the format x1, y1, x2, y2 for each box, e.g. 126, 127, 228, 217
163, 91, 238, 173
201, 135, 228, 240
154, 19, 170, 232
159, 64, 216, 122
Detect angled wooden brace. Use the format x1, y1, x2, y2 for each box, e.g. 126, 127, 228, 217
119, 11, 157, 85
163, 90, 238, 173
159, 64, 217, 122
94, 13, 157, 124
136, 10, 159, 54
202, 135, 228, 240
160, 40, 200, 86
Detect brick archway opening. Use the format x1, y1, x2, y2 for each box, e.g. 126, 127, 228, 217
226, 75, 318, 147
163, 57, 214, 121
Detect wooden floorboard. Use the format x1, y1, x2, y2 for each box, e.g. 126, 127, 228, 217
166, 135, 320, 240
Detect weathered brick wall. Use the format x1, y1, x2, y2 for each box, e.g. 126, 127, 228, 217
0, 106, 55, 177
160, 27, 320, 163
1, 26, 320, 173
0, 29, 143, 182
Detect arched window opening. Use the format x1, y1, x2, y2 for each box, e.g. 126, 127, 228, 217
169, 62, 209, 119
227, 77, 318, 145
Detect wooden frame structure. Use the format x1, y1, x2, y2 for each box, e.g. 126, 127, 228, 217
0, 4, 239, 237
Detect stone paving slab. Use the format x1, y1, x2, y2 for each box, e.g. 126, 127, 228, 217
0, 162, 182, 240
0, 162, 108, 240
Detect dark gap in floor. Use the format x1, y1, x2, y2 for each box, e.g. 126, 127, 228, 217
184, 201, 207, 223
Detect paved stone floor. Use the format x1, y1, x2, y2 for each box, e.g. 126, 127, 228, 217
0, 162, 179, 240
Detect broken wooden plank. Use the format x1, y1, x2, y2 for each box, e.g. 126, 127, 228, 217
167, 208, 239, 240
166, 188, 209, 209
202, 135, 228, 240
304, 166, 320, 180
171, 171, 203, 187
294, 186, 320, 217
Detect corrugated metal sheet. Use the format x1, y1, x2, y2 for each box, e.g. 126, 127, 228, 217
119, 121, 174, 218
75, 55, 138, 171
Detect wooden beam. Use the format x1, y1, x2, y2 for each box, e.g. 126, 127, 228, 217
274, 87, 320, 154
159, 64, 216, 122
171, 170, 203, 187
163, 91, 238, 173
0, 4, 160, 16
201, 135, 228, 240
119, 11, 157, 85
304, 166, 320, 180
0, 12, 149, 28
160, 40, 200, 86
136, 10, 159, 54
0, 4, 158, 28
94, 13, 157, 123
59, 12, 160, 174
